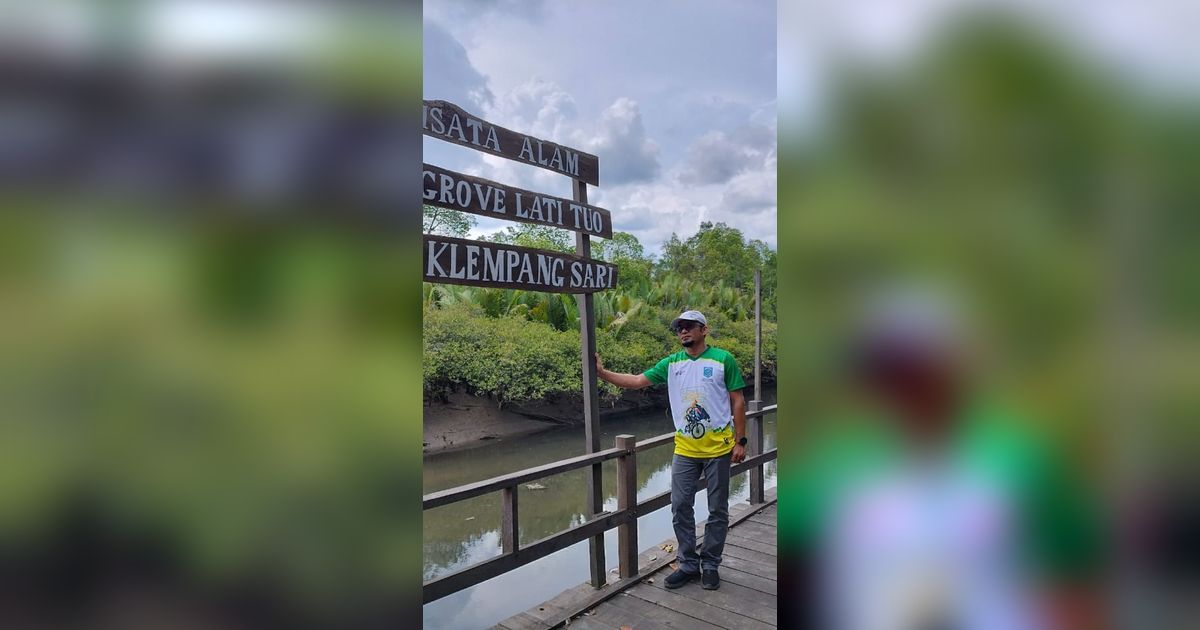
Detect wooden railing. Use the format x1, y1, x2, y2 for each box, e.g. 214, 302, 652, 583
422, 404, 778, 604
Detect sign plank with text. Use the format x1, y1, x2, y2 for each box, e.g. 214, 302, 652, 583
423, 235, 617, 294
423, 100, 600, 186
423, 164, 613, 239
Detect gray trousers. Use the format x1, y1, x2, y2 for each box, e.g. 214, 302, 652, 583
671, 452, 732, 573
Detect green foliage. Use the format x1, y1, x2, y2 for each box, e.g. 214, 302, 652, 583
422, 222, 778, 402
423, 303, 581, 404
595, 231, 646, 261
658, 222, 767, 287
656, 222, 776, 318
424, 298, 777, 404
705, 312, 778, 380
595, 231, 653, 290
485, 222, 573, 252
422, 205, 475, 237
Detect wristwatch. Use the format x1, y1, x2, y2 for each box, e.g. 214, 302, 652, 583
736, 437, 748, 447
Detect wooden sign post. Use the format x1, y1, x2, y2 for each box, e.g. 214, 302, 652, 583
423, 100, 612, 588
572, 177, 606, 588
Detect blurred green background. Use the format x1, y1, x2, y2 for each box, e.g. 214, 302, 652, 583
0, 2, 424, 627
779, 10, 1198, 469
776, 9, 1198, 620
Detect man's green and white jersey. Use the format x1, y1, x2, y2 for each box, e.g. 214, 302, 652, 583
643, 347, 745, 458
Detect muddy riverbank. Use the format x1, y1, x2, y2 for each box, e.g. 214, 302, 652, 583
422, 388, 670, 454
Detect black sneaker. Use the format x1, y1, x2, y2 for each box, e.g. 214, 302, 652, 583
663, 568, 699, 589
701, 569, 720, 590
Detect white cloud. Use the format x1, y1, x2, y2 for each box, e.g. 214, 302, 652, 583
603, 182, 706, 250
718, 150, 777, 214
680, 124, 775, 185
596, 161, 776, 253
422, 21, 492, 110
486, 77, 577, 141
425, 0, 550, 27
582, 98, 661, 186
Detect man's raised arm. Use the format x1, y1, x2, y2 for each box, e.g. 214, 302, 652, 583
595, 353, 652, 390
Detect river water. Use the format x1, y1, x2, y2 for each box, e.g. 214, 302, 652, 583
422, 386, 777, 630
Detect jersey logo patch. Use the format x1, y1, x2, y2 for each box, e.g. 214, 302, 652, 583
703, 366, 714, 378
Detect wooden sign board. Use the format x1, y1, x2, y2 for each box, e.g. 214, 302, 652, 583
423, 164, 613, 239
424, 235, 617, 294
423, 100, 600, 186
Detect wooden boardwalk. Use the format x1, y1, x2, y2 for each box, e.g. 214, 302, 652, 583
495, 490, 777, 630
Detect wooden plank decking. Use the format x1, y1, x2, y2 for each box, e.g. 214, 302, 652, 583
495, 490, 777, 629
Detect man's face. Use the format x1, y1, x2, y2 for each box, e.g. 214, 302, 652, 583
675, 321, 706, 347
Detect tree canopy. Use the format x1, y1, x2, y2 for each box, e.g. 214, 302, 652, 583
657, 222, 777, 316
484, 222, 574, 253
422, 205, 475, 237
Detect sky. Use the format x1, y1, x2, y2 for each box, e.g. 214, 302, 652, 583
422, 0, 779, 254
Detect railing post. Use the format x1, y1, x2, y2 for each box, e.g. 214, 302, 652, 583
749, 269, 765, 505
615, 434, 638, 579
501, 485, 518, 554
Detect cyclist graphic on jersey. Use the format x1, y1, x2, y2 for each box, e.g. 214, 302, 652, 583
683, 399, 710, 439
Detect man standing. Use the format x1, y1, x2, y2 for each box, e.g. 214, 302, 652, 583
595, 310, 747, 590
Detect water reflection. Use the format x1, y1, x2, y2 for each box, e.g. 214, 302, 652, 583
423, 389, 776, 630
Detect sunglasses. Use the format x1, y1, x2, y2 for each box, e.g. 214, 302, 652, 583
673, 322, 702, 332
